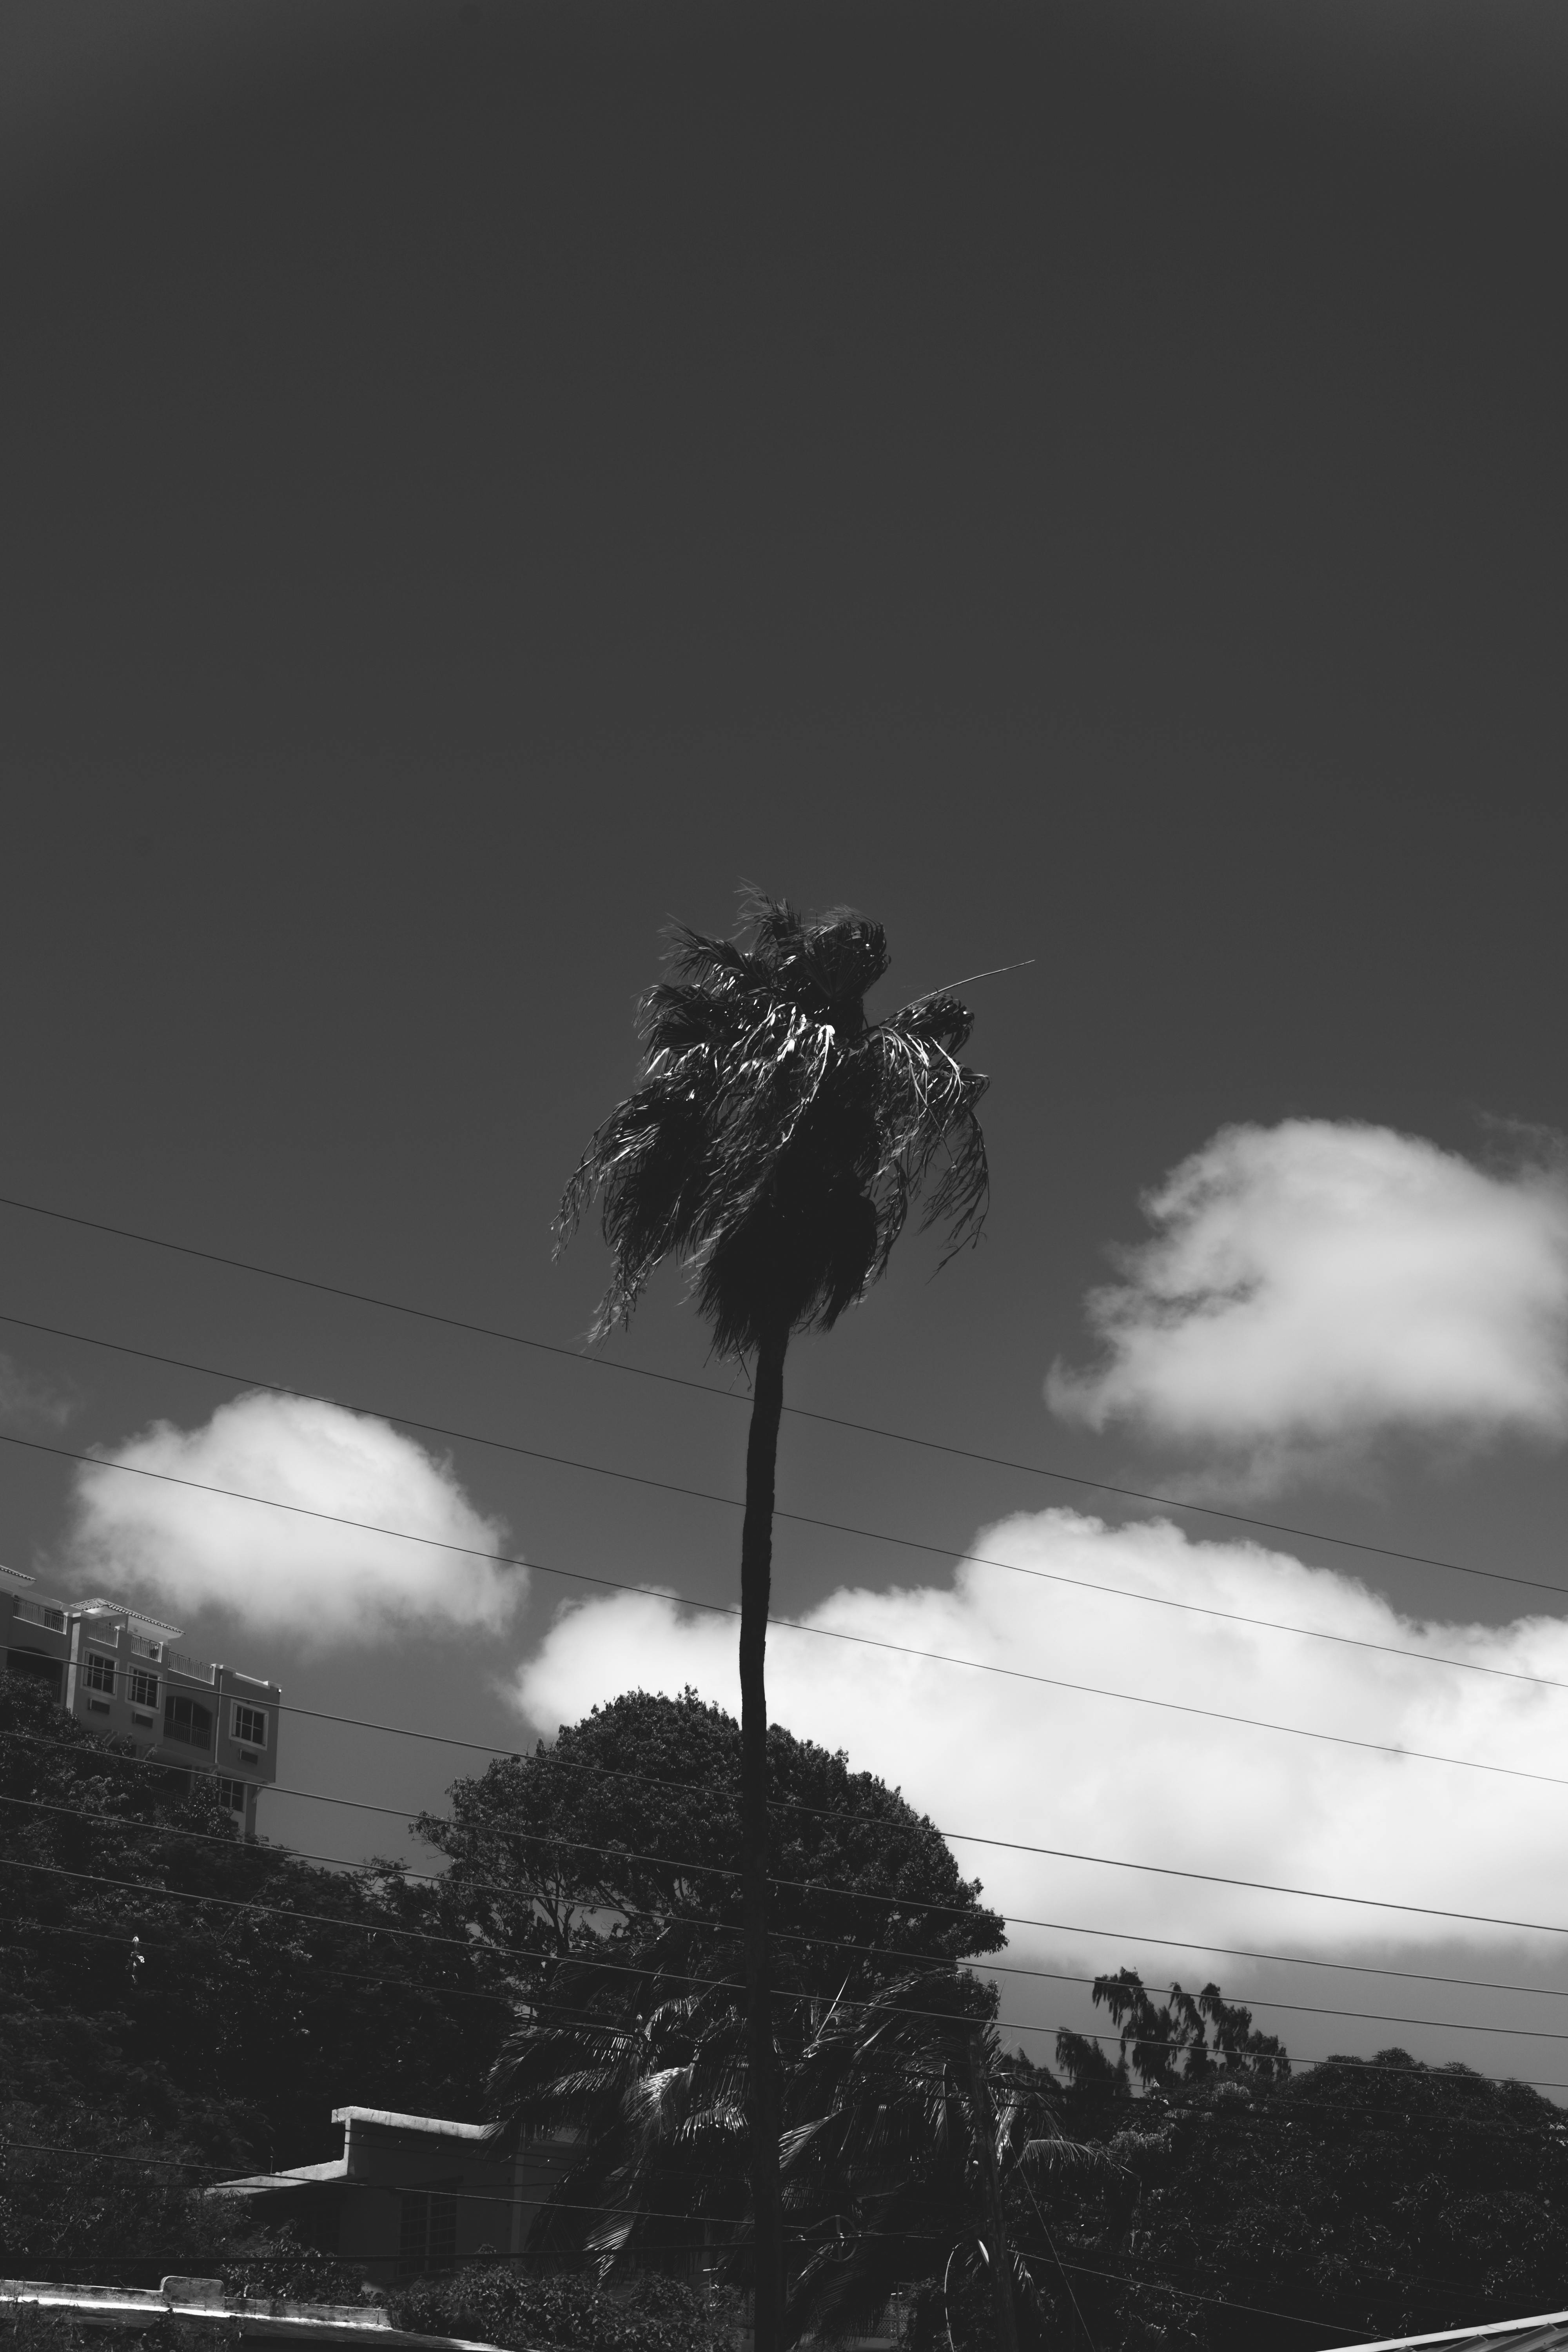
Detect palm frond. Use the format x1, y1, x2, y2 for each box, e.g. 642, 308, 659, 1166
555, 894, 990, 1360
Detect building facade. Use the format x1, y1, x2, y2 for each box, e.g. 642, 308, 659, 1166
216, 2107, 580, 2282
1, 1562, 280, 1837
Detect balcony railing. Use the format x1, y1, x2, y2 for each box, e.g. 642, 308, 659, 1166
129, 1632, 163, 1662
166, 1650, 216, 1686
11, 1597, 65, 1632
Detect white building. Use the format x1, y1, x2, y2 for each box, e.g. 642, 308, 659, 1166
2, 1561, 280, 1837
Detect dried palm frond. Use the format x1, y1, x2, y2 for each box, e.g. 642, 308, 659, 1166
556, 893, 990, 1358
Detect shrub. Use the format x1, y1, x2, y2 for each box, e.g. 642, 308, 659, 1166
391, 2265, 736, 2352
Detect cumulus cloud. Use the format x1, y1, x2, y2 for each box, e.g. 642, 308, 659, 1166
66, 1390, 520, 1645
1047, 1120, 1568, 1485
512, 1509, 1568, 1964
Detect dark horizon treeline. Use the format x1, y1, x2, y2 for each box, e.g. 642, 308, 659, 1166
3, 1672, 1568, 2348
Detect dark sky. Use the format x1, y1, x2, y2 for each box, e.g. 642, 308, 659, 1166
3, 0, 1568, 2091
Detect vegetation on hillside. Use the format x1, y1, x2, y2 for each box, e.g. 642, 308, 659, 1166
8, 1670, 1568, 2348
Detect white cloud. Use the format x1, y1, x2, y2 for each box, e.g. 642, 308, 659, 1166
66, 1390, 520, 1646
1047, 1120, 1568, 1483
512, 1510, 1568, 1965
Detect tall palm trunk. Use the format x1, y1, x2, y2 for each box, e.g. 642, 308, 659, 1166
740, 1318, 788, 2352
965, 2033, 1020, 2352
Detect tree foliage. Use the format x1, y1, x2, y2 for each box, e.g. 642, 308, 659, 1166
391, 2263, 737, 2352
555, 892, 989, 1357
423, 1691, 1026, 2343
1027, 1973, 1568, 2350
0, 1669, 502, 2281
417, 1686, 1004, 1999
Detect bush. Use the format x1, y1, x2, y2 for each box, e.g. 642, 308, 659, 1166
391, 2265, 736, 2352
216, 2228, 372, 2305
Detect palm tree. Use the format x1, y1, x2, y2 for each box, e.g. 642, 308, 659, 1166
555, 892, 991, 2350
492, 1944, 1106, 2350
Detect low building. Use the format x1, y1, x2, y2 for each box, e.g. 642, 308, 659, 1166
1, 1562, 280, 1838
214, 2107, 579, 2283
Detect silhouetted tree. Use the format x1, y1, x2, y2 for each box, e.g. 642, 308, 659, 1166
555, 893, 990, 2352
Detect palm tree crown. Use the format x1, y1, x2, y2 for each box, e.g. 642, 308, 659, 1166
555, 893, 989, 1357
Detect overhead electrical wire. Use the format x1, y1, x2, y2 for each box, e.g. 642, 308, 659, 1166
16, 1724, 1568, 2022
0, 1203, 1555, 2324
11, 1701, 1568, 1984
9, 1303, 1568, 1694
16, 1785, 1568, 2062
9, 1216, 1568, 2074
5, 1430, 1564, 1802
0, 1187, 1552, 1601
0, 2210, 1368, 2342
14, 1796, 1568, 2084
18, 1705, 1568, 2016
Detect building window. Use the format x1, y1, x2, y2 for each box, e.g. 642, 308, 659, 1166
129, 1668, 158, 1709
398, 2192, 458, 2276
84, 1650, 116, 1697
428, 2195, 457, 2267
231, 1702, 268, 1749
163, 1693, 213, 1751
215, 1778, 247, 1813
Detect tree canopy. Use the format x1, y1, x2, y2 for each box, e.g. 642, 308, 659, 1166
0, 1668, 501, 2282
1031, 1973, 1568, 2351
417, 1686, 1005, 2006
555, 892, 990, 1359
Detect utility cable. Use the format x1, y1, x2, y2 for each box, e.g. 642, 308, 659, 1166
0, 2141, 1497, 2334
0, 1189, 1551, 1602
20, 1738, 1568, 2030
0, 2218, 1371, 2338
7, 1431, 1566, 1800
23, 1710, 1568, 2024
15, 1719, 1568, 2006
12, 1303, 1568, 1695
18, 1785, 1568, 2058
16, 1835, 1568, 2094
21, 1720, 1568, 1948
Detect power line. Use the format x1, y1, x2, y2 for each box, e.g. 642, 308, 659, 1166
0, 2210, 1370, 2341
20, 1704, 1568, 2022
19, 1722, 1568, 2023
13, 1703, 1568, 1984
0, 1188, 1550, 1601
13, 1303, 1568, 1696
15, 1904, 1568, 2165
8, 1430, 1566, 1800
16, 1805, 1568, 2085
86, 1770, 1568, 2047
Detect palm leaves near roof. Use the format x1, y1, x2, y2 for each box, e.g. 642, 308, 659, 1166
493, 1947, 1106, 2349
555, 893, 991, 2352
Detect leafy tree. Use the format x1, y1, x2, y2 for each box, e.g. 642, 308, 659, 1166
417, 1687, 1003, 1997
555, 893, 991, 2352
1056, 1969, 1290, 2101
1090, 2047, 1568, 2350
0, 1666, 502, 2259
437, 1691, 1014, 2341
1036, 1971, 1568, 2350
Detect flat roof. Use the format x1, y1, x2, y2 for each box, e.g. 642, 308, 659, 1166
332, 2108, 497, 2141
